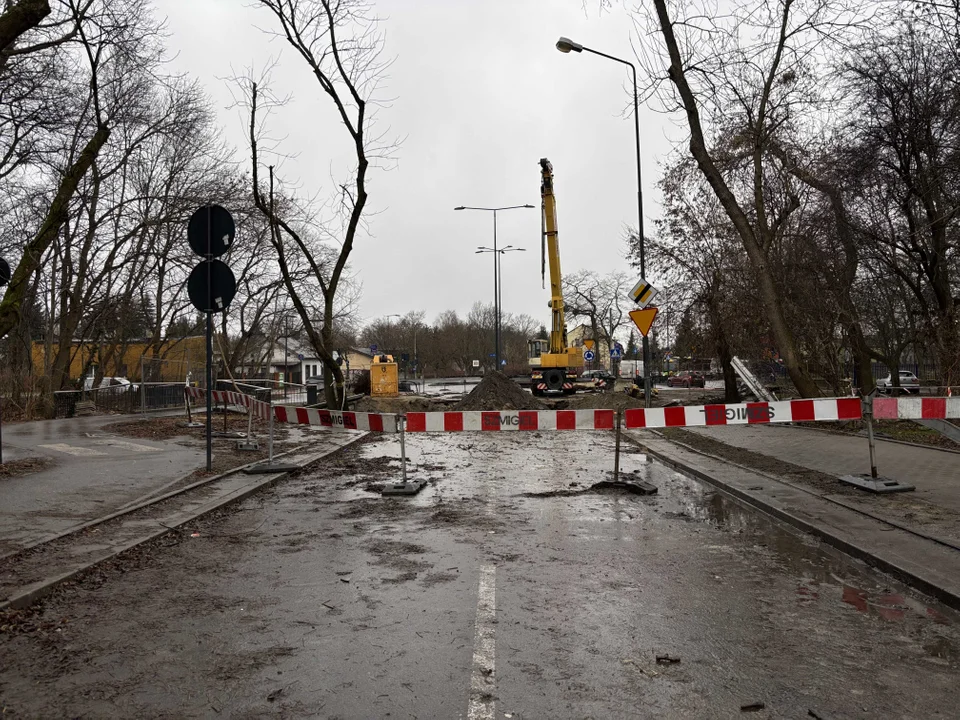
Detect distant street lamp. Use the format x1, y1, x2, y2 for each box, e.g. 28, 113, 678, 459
477, 245, 526, 369
455, 204, 535, 368
556, 36, 653, 407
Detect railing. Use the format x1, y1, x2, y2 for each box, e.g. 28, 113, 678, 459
52, 382, 191, 418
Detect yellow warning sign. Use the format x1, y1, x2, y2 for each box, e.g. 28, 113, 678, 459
629, 307, 659, 337
584, 339, 595, 350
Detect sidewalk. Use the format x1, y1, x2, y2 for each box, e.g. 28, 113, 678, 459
628, 424, 960, 609
0, 414, 206, 556
692, 424, 959, 507
684, 424, 960, 546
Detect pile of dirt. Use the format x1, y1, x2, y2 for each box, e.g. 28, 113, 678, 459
563, 392, 647, 411
455, 372, 545, 411
352, 396, 441, 413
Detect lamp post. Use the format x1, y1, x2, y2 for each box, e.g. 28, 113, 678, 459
455, 204, 535, 369
556, 36, 652, 407
477, 245, 526, 370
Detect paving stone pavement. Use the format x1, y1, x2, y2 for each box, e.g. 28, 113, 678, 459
686, 424, 960, 512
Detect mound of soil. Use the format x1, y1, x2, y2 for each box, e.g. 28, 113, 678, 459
563, 392, 647, 410
455, 372, 545, 411
353, 396, 441, 413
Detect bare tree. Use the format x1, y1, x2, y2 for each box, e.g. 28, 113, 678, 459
562, 269, 632, 355
0, 0, 164, 342
641, 0, 876, 396
244, 0, 396, 407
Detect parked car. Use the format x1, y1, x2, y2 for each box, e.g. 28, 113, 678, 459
667, 373, 705, 389
877, 370, 920, 394
97, 376, 139, 393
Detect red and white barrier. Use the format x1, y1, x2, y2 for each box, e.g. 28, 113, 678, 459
273, 406, 399, 434
623, 398, 864, 429
873, 396, 960, 420
183, 388, 958, 434
406, 409, 615, 432
185, 387, 272, 420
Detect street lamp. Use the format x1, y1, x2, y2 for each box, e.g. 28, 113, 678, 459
477, 245, 526, 369
556, 36, 653, 407
455, 205, 535, 369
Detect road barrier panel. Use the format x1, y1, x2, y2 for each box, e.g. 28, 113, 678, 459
183, 388, 957, 491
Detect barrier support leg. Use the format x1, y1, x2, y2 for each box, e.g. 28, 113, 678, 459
245, 401, 299, 474
236, 403, 260, 451
601, 408, 657, 494
613, 407, 622, 483
382, 414, 426, 497
181, 391, 204, 428
839, 394, 914, 494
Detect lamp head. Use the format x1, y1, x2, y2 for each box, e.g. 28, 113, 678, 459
556, 36, 583, 53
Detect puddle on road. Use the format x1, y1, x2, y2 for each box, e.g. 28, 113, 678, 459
668, 472, 958, 659
300, 431, 958, 662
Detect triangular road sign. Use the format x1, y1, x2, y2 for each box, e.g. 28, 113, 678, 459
584, 339, 595, 350
629, 307, 658, 337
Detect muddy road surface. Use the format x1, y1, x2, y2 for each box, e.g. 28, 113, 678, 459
1, 432, 957, 718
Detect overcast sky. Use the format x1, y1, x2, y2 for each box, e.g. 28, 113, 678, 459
154, 0, 681, 330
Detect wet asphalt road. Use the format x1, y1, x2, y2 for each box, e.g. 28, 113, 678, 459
0, 431, 957, 718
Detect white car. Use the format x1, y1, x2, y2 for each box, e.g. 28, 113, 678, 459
97, 376, 140, 393
877, 370, 920, 394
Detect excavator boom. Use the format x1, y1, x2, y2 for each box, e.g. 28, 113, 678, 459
528, 158, 583, 395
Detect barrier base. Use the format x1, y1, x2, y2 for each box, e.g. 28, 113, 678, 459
382, 481, 427, 497
596, 479, 658, 495
236, 440, 260, 451
179, 421, 205, 428
839, 474, 915, 494
245, 463, 301, 475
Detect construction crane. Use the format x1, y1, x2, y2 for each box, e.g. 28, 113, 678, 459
528, 158, 583, 395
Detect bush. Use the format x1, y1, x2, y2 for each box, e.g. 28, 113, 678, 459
351, 370, 370, 395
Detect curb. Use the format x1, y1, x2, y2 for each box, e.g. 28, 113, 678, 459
0, 434, 367, 612
628, 432, 960, 611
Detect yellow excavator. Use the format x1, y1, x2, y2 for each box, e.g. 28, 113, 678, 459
528, 158, 583, 395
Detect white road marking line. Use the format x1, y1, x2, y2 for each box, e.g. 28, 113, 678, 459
38, 443, 108, 457
93, 439, 159, 453
467, 563, 497, 720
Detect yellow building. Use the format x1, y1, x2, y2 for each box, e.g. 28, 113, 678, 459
32, 336, 207, 383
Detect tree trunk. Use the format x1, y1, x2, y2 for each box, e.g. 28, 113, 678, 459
0, 0, 50, 60
0, 124, 110, 341
708, 299, 740, 403
652, 0, 820, 397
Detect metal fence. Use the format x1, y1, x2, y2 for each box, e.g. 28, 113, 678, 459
53, 382, 190, 419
